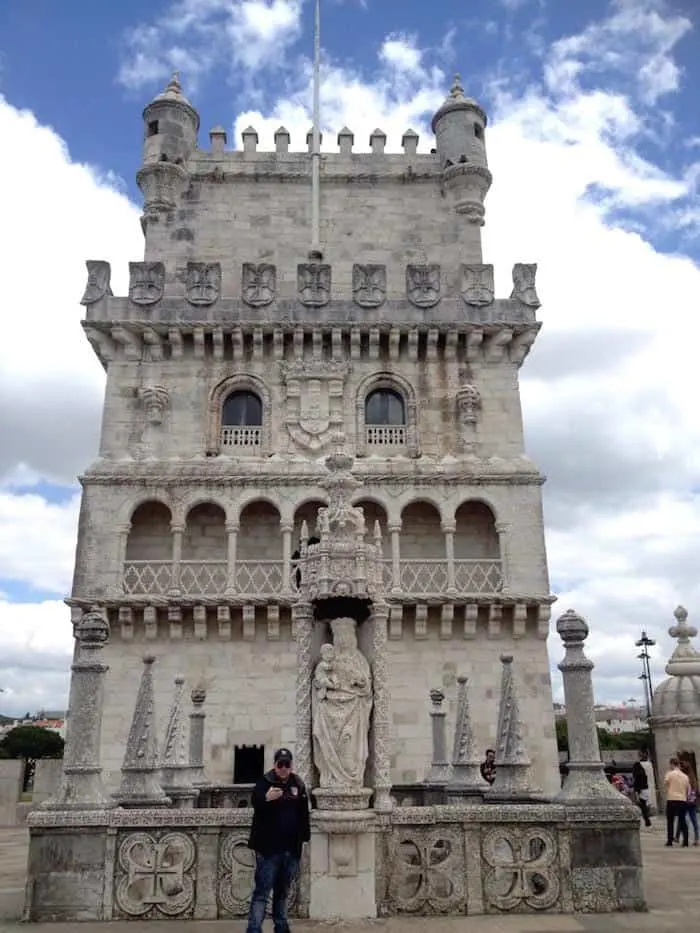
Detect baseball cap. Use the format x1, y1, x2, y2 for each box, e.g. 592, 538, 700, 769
274, 748, 293, 764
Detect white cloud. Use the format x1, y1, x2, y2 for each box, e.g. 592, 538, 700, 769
118, 0, 304, 90
380, 36, 423, 75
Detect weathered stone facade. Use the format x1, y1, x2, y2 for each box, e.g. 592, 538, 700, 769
69, 72, 559, 796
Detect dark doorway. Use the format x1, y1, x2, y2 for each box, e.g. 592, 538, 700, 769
234, 744, 265, 783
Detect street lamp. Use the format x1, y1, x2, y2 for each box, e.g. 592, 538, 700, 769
635, 631, 656, 721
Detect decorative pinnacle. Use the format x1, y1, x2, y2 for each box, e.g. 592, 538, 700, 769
191, 686, 206, 706
670, 605, 697, 641
76, 608, 109, 645
450, 73, 465, 99
556, 608, 589, 643
429, 688, 445, 709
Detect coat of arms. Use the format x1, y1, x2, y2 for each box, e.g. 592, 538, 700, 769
185, 262, 220, 306
510, 263, 540, 308
279, 360, 350, 451
461, 264, 494, 307
352, 264, 386, 308
406, 264, 441, 308
242, 263, 276, 308
80, 260, 113, 306
129, 262, 165, 306
298, 263, 331, 307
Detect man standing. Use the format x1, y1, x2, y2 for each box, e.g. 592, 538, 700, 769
632, 750, 652, 827
663, 756, 690, 847
480, 748, 496, 785
247, 748, 310, 933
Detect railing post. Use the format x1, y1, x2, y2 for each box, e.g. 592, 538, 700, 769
495, 521, 510, 593
116, 523, 131, 594
388, 522, 402, 595
169, 523, 184, 595
442, 521, 457, 596
225, 521, 239, 595
281, 523, 293, 595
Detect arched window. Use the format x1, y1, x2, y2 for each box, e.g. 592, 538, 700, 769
221, 391, 262, 449
223, 391, 262, 426
356, 374, 418, 457
365, 389, 405, 426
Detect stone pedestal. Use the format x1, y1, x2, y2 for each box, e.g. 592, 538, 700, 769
309, 810, 377, 920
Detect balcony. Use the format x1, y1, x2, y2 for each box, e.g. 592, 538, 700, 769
122, 558, 503, 598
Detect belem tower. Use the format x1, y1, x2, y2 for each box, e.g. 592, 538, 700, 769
24, 71, 645, 922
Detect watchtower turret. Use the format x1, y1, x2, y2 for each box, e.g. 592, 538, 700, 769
136, 73, 199, 229
431, 75, 492, 226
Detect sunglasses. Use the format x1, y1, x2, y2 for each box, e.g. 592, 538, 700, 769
276, 760, 292, 769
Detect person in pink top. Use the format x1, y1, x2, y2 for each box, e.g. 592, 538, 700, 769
664, 756, 690, 847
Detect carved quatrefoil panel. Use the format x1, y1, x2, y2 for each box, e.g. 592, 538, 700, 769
387, 828, 465, 914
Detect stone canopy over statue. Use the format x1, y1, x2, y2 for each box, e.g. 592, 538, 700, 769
312, 618, 373, 790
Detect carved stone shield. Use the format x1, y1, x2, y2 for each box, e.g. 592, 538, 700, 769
510, 262, 540, 308
242, 262, 276, 308
353, 264, 386, 308
129, 262, 165, 305
298, 263, 331, 307
185, 262, 220, 305
81, 260, 113, 305
406, 264, 440, 308
279, 360, 350, 451
461, 264, 494, 307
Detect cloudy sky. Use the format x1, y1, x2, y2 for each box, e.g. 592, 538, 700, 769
0, 0, 698, 718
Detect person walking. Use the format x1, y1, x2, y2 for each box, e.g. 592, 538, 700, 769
632, 750, 652, 827
674, 760, 699, 845
246, 748, 310, 933
664, 756, 690, 847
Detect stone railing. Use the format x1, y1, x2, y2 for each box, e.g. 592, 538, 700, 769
122, 558, 502, 598
365, 425, 406, 446
220, 426, 262, 449
25, 801, 643, 921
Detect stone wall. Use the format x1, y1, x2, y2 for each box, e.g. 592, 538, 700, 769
24, 801, 644, 922
0, 760, 23, 826
96, 621, 559, 796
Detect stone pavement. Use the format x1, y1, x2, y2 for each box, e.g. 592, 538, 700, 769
1, 824, 698, 932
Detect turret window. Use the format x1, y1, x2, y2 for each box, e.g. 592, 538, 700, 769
474, 124, 484, 140
147, 120, 159, 137
365, 389, 406, 445
222, 391, 263, 448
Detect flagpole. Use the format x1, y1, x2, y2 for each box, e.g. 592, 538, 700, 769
311, 0, 322, 257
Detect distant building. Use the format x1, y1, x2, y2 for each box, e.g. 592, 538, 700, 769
554, 703, 646, 734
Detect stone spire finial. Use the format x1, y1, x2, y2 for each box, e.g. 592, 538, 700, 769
166, 71, 181, 94
666, 606, 700, 677
447, 675, 488, 798
188, 686, 209, 786
161, 677, 198, 806
450, 73, 465, 99
112, 656, 170, 808
487, 655, 535, 799
427, 689, 450, 783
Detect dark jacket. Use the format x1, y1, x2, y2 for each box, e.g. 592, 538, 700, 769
632, 761, 649, 793
248, 770, 311, 858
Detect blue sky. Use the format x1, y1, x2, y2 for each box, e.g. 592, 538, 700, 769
0, 0, 699, 716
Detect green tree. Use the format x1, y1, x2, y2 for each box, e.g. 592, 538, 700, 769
0, 725, 64, 761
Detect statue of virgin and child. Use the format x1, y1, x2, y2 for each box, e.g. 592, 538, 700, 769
311, 617, 373, 788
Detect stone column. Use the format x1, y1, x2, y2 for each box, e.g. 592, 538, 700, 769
427, 689, 450, 783
189, 687, 209, 786
388, 523, 402, 595
495, 521, 510, 593
281, 523, 293, 594
370, 602, 392, 810
557, 609, 627, 803
442, 521, 457, 596
115, 524, 131, 595
294, 601, 314, 787
42, 608, 113, 810
169, 522, 184, 595
225, 521, 239, 595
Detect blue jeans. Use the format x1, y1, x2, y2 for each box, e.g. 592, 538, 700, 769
246, 851, 298, 933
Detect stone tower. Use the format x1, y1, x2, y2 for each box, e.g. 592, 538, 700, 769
73, 72, 559, 795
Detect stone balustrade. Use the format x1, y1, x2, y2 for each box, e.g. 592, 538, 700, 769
123, 558, 503, 599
